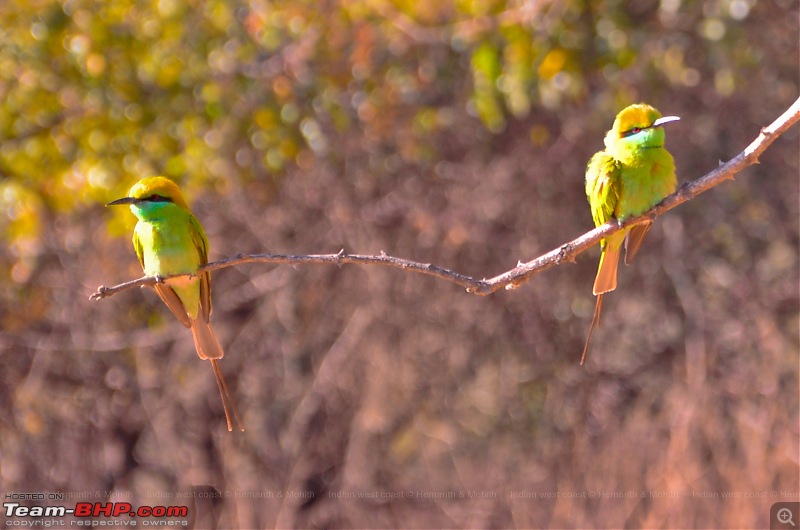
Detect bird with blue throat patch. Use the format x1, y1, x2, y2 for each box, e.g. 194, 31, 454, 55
108, 176, 244, 431
582, 103, 679, 364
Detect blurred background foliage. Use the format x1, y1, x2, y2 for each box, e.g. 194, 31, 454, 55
0, 0, 797, 528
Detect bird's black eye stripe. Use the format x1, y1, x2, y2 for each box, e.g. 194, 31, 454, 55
147, 194, 172, 202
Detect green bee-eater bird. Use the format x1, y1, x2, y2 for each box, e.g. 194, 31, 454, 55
582, 103, 679, 364
108, 176, 244, 431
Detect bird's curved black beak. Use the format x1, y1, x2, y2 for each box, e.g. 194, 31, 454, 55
107, 197, 136, 207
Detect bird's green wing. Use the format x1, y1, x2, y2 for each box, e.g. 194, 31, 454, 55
585, 151, 621, 230
187, 215, 209, 265
188, 214, 212, 323
132, 229, 146, 270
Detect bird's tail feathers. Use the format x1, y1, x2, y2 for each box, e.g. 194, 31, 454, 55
624, 222, 652, 265
191, 318, 245, 431
581, 294, 604, 365
191, 317, 224, 360
211, 359, 245, 432
593, 244, 621, 295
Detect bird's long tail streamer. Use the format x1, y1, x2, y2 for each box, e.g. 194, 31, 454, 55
211, 359, 245, 432
581, 294, 604, 365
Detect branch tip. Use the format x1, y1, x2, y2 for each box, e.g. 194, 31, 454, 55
89, 286, 107, 301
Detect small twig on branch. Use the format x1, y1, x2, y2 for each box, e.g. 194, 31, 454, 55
90, 97, 800, 302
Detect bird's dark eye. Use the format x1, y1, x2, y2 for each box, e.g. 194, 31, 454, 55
145, 194, 172, 203
622, 126, 643, 138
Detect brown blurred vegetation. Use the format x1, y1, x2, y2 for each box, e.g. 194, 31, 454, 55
1, 0, 798, 528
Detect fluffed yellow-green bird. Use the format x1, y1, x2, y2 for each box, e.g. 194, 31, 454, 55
108, 177, 244, 431
582, 103, 679, 364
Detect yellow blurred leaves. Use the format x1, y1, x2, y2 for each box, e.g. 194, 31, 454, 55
537, 48, 567, 80
470, 40, 504, 132
0, 182, 43, 261
0, 0, 787, 283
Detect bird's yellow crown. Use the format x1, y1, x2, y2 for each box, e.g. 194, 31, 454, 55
610, 103, 662, 138
128, 176, 190, 211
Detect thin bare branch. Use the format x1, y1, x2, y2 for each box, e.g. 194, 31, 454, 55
90, 97, 800, 302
